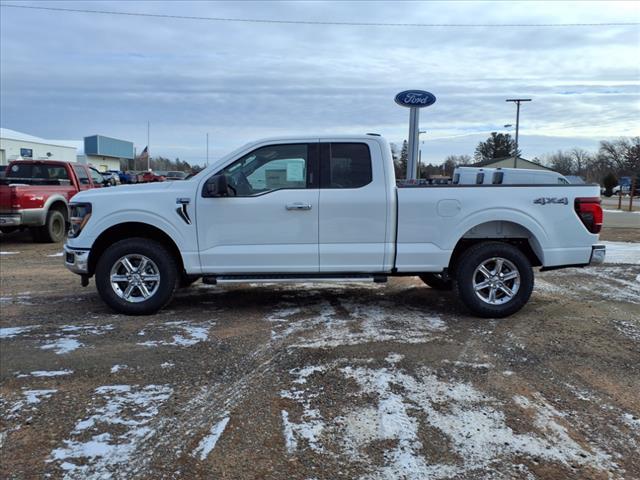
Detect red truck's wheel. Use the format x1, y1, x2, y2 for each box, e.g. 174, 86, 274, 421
33, 210, 66, 243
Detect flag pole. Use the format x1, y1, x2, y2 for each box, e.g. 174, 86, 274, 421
147, 121, 150, 171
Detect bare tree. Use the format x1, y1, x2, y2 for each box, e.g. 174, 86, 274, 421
570, 148, 592, 177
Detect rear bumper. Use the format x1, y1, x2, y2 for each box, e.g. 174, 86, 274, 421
64, 244, 90, 274
0, 208, 47, 227
539, 245, 606, 272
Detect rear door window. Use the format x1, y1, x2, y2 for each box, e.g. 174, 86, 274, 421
73, 165, 91, 185
320, 143, 372, 189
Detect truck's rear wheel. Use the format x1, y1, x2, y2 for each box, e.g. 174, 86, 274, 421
419, 272, 453, 290
34, 209, 66, 243
454, 242, 533, 318
95, 238, 177, 315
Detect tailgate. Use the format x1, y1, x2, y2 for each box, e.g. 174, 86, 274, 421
0, 184, 17, 214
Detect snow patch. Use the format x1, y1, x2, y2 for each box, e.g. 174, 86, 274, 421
41, 338, 82, 355
271, 298, 446, 348
137, 321, 211, 347
50, 384, 172, 477
0, 325, 35, 338
7, 389, 58, 418
28, 370, 73, 378
47, 252, 64, 257
192, 416, 230, 460
0, 251, 19, 255
600, 241, 640, 265
110, 364, 127, 373
281, 360, 617, 478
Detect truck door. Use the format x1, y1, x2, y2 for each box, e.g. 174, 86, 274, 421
196, 142, 320, 273
318, 141, 389, 272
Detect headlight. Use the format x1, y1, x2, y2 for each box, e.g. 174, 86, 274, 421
68, 202, 92, 238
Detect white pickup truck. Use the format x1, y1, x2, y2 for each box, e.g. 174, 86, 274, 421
64, 135, 605, 318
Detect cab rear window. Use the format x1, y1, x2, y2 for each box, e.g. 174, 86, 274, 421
7, 164, 69, 180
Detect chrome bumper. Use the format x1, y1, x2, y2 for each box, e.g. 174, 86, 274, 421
64, 244, 90, 274
589, 244, 606, 265
0, 214, 22, 227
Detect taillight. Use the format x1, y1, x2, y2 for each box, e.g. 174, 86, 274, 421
574, 197, 603, 234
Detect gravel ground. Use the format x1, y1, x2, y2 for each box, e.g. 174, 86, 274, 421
1, 228, 639, 479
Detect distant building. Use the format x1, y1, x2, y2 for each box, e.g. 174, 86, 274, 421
470, 156, 552, 171
77, 135, 134, 172
0, 128, 77, 165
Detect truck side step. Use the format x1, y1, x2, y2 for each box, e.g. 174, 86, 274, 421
202, 273, 387, 285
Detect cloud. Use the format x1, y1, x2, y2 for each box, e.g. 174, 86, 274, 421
1, 0, 638, 165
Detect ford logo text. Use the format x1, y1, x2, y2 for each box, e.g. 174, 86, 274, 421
394, 90, 436, 108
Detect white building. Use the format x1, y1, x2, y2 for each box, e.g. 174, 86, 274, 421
0, 128, 77, 165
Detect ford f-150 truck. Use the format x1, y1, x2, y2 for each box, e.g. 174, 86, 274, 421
63, 135, 605, 317
0, 160, 105, 242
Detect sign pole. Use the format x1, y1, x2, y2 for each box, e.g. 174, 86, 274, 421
407, 107, 420, 180
395, 90, 436, 182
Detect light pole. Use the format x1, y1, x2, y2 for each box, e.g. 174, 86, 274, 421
506, 98, 531, 168
417, 130, 426, 179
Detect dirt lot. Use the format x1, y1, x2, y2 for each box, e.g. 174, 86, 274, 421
1, 229, 639, 479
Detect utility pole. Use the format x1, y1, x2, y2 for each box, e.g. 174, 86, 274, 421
506, 98, 531, 168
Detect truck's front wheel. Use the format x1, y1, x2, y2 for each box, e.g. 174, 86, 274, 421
95, 238, 178, 315
455, 242, 533, 318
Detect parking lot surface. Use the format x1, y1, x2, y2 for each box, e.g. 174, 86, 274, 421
1, 229, 639, 479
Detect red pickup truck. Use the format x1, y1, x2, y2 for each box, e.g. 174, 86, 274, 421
0, 160, 105, 242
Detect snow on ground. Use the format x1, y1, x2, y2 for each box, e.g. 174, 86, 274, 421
0, 251, 20, 255
0, 293, 33, 305
39, 324, 115, 355
0, 325, 36, 338
192, 416, 230, 460
536, 265, 640, 304
6, 389, 58, 419
137, 321, 212, 347
16, 369, 73, 378
601, 241, 640, 265
110, 364, 127, 373
46, 252, 64, 257
280, 357, 618, 479
50, 384, 172, 478
268, 295, 446, 348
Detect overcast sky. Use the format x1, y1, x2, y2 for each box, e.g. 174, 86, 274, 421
1, 0, 639, 165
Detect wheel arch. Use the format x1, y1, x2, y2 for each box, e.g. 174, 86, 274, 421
88, 222, 184, 276
448, 220, 544, 275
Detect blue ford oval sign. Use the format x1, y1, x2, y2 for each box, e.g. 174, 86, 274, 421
395, 90, 436, 108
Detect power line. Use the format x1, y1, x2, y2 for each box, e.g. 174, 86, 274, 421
1, 3, 638, 28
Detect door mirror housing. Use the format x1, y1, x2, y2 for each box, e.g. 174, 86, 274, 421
204, 174, 230, 197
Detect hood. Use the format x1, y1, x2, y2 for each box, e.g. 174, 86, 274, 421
72, 181, 174, 203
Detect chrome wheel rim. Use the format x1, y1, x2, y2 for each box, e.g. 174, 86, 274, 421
472, 257, 520, 305
110, 254, 160, 303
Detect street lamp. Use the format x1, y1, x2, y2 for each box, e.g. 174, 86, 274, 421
506, 98, 531, 168
417, 131, 426, 179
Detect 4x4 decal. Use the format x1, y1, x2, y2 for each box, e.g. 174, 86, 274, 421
534, 197, 568, 205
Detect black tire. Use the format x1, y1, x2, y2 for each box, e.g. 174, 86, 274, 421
454, 242, 533, 318
95, 238, 178, 315
36, 209, 67, 243
419, 272, 453, 291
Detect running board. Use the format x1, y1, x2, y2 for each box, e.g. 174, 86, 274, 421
202, 274, 387, 285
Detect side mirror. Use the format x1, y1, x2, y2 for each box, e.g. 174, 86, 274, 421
204, 174, 230, 197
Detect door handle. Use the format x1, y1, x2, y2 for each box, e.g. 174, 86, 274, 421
285, 202, 312, 211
